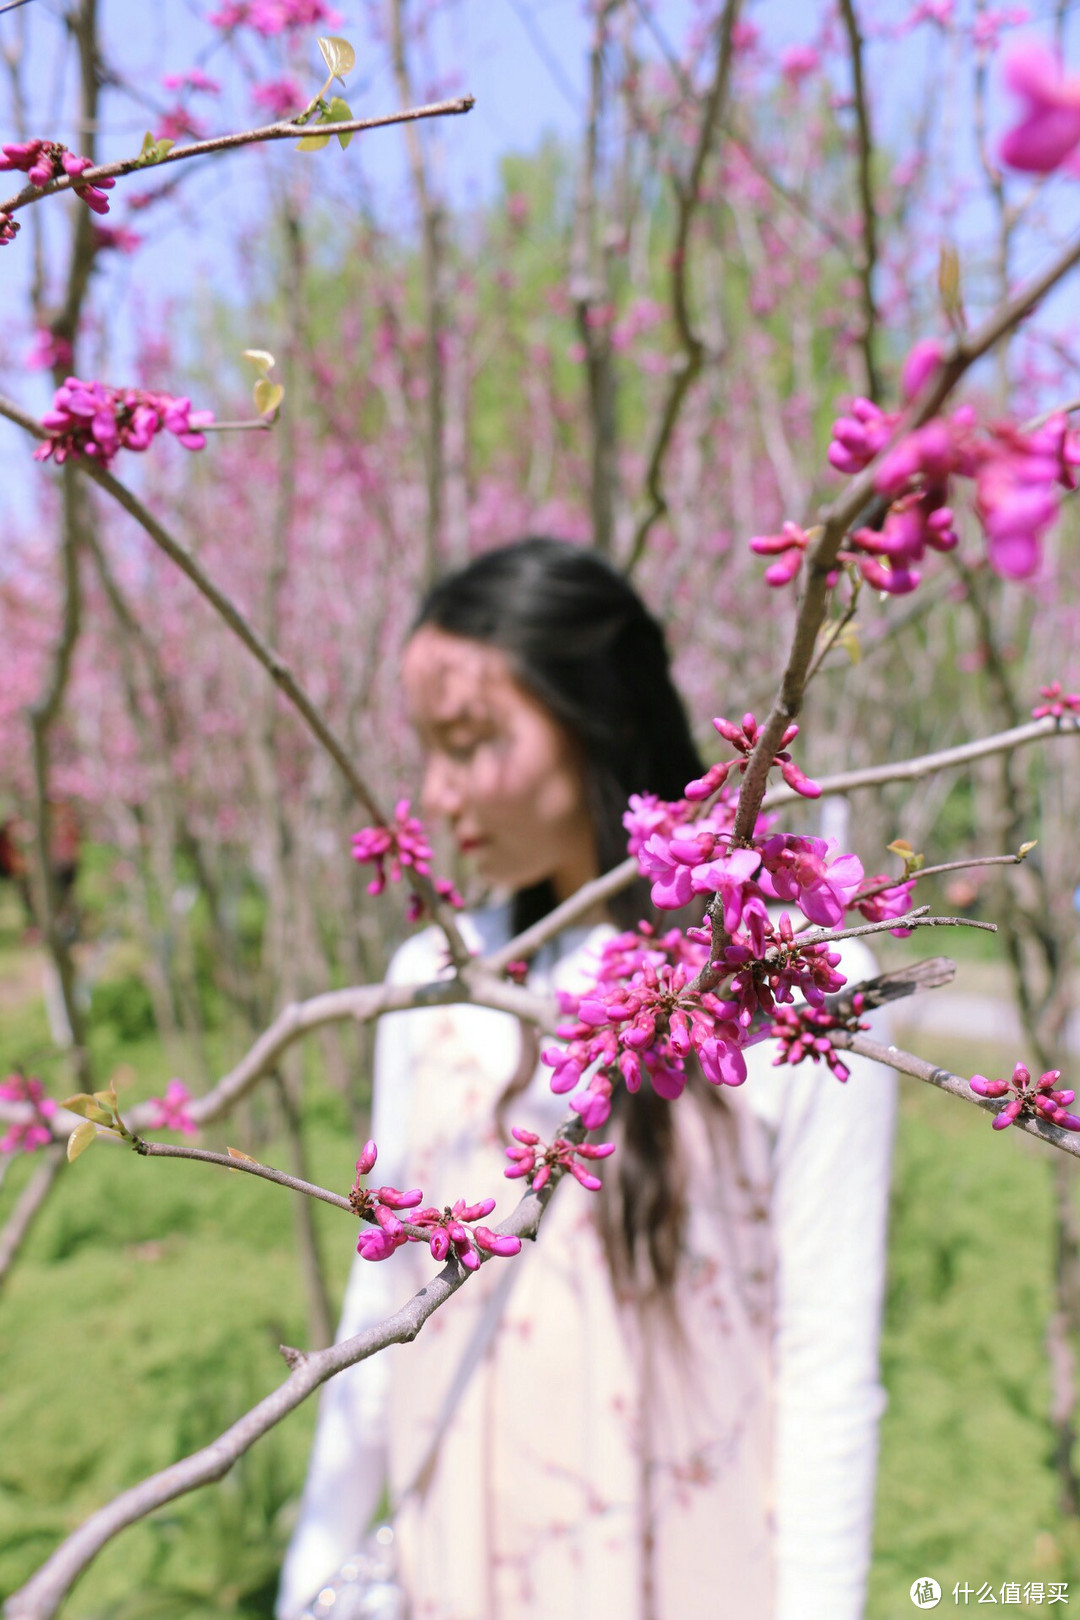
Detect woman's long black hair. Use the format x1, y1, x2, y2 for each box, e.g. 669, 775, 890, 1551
414, 537, 705, 1298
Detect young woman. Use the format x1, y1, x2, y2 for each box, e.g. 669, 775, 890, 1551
278, 537, 896, 1620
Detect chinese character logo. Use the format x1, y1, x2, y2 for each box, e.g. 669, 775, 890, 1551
911, 1577, 943, 1609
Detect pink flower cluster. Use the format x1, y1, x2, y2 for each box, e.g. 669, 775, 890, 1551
0, 1074, 57, 1153
208, 0, 341, 35
146, 1079, 198, 1136
0, 210, 18, 246
1032, 682, 1080, 720
351, 799, 463, 918
684, 713, 820, 802
769, 996, 869, 1082
0, 140, 113, 213
758, 336, 1079, 590
970, 1063, 1080, 1131
504, 1126, 615, 1191
33, 378, 214, 468
350, 1141, 521, 1267
252, 78, 305, 121
999, 43, 1080, 174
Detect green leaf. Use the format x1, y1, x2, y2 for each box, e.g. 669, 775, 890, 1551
62, 1093, 113, 1126
1018, 840, 1038, 859
318, 34, 356, 83
135, 132, 176, 167
326, 96, 354, 148
67, 1121, 97, 1162
296, 130, 331, 153
242, 349, 275, 377
253, 379, 284, 417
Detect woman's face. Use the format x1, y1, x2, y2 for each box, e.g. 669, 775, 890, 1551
402, 625, 598, 902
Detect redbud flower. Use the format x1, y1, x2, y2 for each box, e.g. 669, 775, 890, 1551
0, 1073, 57, 1153
998, 42, 1080, 174
970, 1062, 1080, 1130
1032, 681, 1080, 720
146, 1079, 198, 1136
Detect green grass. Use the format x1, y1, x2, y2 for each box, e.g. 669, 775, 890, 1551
3, 950, 1080, 1616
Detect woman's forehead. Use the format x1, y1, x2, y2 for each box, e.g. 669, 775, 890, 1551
402, 627, 512, 723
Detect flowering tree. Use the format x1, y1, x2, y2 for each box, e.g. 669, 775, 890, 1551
3, 1, 1080, 1615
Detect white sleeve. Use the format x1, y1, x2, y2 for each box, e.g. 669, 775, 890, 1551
755, 946, 898, 1620
275, 945, 426, 1620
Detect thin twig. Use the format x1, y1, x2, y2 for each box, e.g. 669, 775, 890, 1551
133, 1141, 353, 1211
0, 97, 475, 218
835, 1029, 1080, 1161
853, 850, 1028, 905
3, 1109, 581, 1620
762, 715, 1080, 809
624, 0, 741, 574
791, 909, 997, 950
0, 1145, 64, 1290
837, 0, 879, 401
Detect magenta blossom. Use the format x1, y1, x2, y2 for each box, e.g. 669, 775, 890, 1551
146, 1079, 198, 1136
1032, 681, 1080, 719
0, 1073, 57, 1153
252, 78, 305, 121
33, 378, 214, 468
0, 138, 115, 214
208, 0, 342, 35
505, 1127, 616, 1192
757, 835, 865, 927
970, 1062, 1080, 1131
999, 42, 1080, 173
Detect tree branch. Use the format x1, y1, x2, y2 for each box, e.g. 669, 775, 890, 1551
835, 1029, 1080, 1161
727, 215, 1080, 853
624, 0, 741, 574
0, 97, 475, 218
2, 1118, 577, 1620
837, 0, 879, 401
133, 1141, 353, 1212
0, 1145, 64, 1290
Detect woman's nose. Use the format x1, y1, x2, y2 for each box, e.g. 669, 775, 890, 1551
421, 753, 464, 822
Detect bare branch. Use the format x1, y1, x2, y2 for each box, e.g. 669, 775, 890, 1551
0, 1145, 64, 1290
133, 1141, 354, 1212
762, 715, 1080, 809
2, 1119, 578, 1620
0, 97, 476, 219
835, 1029, 1080, 1161
624, 0, 741, 573
837, 0, 879, 400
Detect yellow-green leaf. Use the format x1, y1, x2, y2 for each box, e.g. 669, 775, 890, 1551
253, 378, 284, 417
318, 34, 356, 83
62, 1093, 113, 1125
887, 839, 914, 857
62, 1092, 97, 1117
242, 348, 275, 376
1018, 839, 1038, 859
227, 1145, 260, 1175
838, 625, 861, 666
296, 130, 331, 152
326, 96, 354, 148
67, 1121, 97, 1162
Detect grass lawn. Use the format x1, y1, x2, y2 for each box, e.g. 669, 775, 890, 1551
2, 933, 1080, 1616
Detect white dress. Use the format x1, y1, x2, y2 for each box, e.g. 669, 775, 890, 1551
278, 909, 897, 1620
